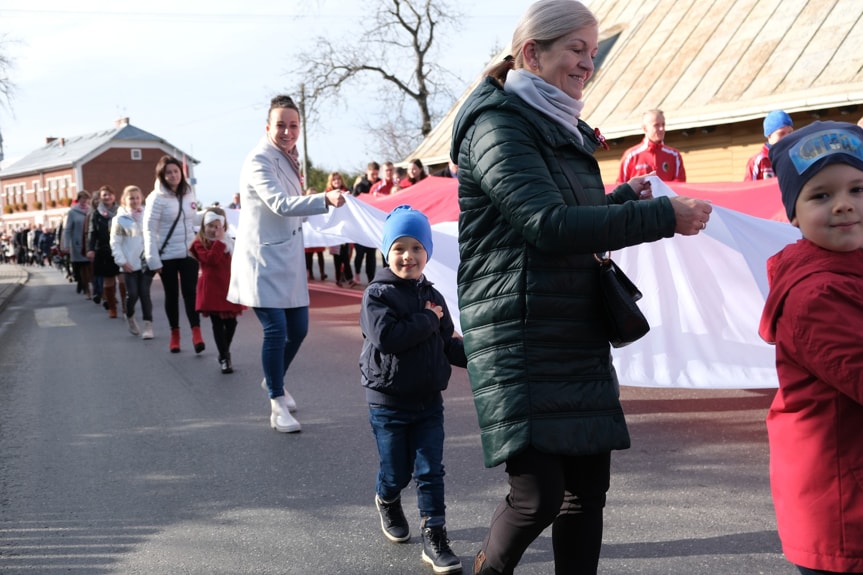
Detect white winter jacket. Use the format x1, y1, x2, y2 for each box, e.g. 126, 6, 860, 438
142, 181, 200, 270
109, 206, 144, 271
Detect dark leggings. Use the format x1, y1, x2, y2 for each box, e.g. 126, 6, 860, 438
210, 316, 238, 359
123, 270, 153, 321
158, 257, 200, 329
482, 447, 610, 575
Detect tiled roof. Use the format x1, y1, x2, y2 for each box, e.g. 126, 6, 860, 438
406, 0, 863, 164
1, 123, 197, 176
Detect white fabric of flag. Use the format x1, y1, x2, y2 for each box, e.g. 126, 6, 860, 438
294, 177, 800, 389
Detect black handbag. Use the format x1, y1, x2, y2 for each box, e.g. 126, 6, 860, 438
595, 253, 650, 348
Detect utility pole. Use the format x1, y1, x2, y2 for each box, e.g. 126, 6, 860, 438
299, 84, 309, 191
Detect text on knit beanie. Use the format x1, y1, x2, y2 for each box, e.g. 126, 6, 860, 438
769, 120, 863, 220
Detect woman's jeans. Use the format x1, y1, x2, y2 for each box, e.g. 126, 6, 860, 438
253, 307, 308, 400
123, 270, 153, 321
482, 447, 611, 575
158, 257, 199, 329
369, 401, 446, 527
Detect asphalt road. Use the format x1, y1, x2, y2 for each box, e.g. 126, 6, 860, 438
0, 264, 792, 574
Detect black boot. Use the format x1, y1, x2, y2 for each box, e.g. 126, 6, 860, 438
375, 495, 409, 543
420, 519, 462, 573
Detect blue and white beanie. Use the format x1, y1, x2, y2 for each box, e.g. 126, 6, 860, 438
769, 121, 863, 220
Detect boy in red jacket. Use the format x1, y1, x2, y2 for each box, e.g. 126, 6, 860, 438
759, 121, 863, 575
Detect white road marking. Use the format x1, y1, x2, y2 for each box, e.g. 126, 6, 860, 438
34, 307, 76, 327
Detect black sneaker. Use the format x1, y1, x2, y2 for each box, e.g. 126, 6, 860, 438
375, 495, 410, 543
420, 522, 462, 573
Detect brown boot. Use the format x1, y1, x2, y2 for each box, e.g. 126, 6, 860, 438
105, 286, 117, 318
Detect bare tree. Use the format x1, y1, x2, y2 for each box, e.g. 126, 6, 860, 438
0, 34, 16, 162
295, 0, 460, 161
0, 34, 13, 109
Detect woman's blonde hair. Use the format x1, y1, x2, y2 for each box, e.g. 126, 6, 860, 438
486, 0, 597, 84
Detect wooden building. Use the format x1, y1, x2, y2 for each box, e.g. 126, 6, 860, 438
0, 118, 197, 233
406, 0, 863, 184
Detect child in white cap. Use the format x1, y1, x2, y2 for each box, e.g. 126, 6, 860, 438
189, 207, 244, 374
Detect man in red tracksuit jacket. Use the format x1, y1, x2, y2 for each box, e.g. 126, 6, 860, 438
617, 109, 686, 183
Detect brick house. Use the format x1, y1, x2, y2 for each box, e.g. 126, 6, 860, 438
0, 117, 198, 233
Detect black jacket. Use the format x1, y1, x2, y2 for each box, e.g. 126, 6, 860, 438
359, 268, 467, 411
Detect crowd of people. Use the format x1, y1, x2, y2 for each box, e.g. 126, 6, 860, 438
2, 2, 861, 574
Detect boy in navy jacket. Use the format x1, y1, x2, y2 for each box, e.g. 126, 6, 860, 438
360, 205, 467, 574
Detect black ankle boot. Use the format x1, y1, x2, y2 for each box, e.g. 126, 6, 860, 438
420, 519, 461, 573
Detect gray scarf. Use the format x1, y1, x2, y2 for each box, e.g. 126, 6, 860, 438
504, 69, 585, 144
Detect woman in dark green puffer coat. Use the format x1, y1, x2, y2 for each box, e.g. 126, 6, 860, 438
452, 2, 713, 573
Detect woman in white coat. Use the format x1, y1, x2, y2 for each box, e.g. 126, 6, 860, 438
228, 95, 346, 433
143, 155, 204, 354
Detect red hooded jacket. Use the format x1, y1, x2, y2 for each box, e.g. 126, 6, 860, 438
758, 239, 863, 572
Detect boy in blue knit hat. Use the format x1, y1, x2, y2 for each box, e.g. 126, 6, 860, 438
758, 121, 863, 575
359, 205, 467, 574
744, 110, 794, 180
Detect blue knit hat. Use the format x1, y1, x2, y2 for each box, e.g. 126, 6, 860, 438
381, 205, 433, 263
769, 121, 863, 220
763, 110, 793, 138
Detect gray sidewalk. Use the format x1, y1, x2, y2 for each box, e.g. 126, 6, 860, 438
0, 263, 30, 313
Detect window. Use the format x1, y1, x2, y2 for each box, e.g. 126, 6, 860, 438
131, 149, 142, 160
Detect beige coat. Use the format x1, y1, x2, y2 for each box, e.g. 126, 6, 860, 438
227, 136, 328, 308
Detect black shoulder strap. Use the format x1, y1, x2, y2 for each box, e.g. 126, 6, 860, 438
159, 194, 183, 256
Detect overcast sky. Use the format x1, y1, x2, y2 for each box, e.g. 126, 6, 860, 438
0, 0, 524, 206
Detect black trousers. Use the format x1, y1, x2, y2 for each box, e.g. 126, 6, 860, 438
158, 257, 199, 329
353, 244, 376, 282
482, 447, 611, 575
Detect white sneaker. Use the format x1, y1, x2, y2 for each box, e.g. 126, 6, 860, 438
261, 378, 297, 412
127, 316, 140, 336
141, 321, 154, 340
270, 398, 301, 433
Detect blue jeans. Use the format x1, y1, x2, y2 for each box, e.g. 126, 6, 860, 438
253, 307, 308, 400
797, 567, 858, 575
369, 402, 446, 526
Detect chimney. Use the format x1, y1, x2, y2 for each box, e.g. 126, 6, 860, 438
46, 137, 57, 144
114, 117, 130, 128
